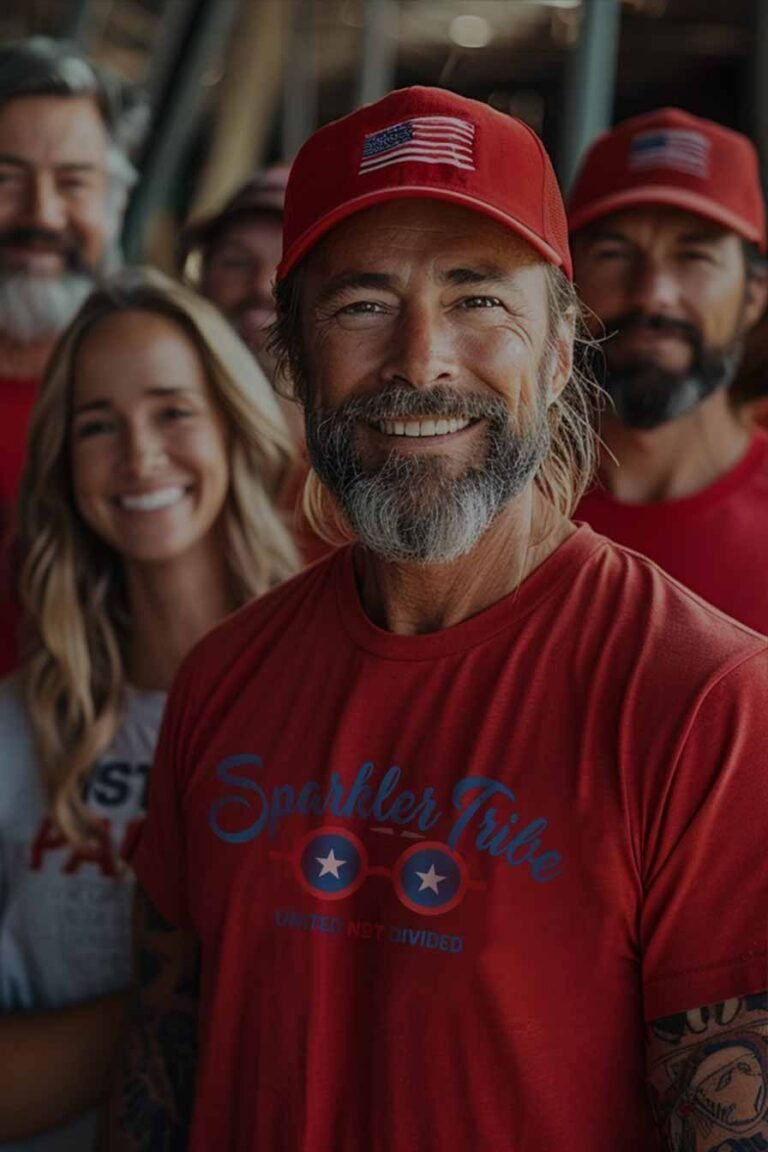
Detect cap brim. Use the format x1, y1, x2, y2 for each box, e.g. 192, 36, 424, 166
277, 185, 572, 280
568, 185, 765, 251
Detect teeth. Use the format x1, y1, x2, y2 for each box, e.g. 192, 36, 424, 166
119, 486, 186, 512
376, 417, 471, 438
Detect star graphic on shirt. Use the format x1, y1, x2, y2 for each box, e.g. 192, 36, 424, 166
316, 848, 347, 879
415, 863, 447, 894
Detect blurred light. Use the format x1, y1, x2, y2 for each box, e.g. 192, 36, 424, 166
531, 0, 581, 7
449, 14, 493, 49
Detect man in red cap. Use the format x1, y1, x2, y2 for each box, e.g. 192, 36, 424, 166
180, 167, 289, 383
571, 108, 768, 632
107, 89, 768, 1152
182, 168, 334, 562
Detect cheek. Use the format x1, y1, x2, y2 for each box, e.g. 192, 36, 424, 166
70, 198, 111, 259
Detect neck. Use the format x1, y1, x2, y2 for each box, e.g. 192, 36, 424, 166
598, 390, 751, 503
124, 545, 239, 691
355, 489, 573, 635
0, 331, 54, 379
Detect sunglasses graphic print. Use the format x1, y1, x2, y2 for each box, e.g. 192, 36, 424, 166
271, 825, 485, 917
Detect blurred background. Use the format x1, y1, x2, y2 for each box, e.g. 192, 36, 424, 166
2, 0, 764, 271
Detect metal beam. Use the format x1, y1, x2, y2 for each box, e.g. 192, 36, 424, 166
192, 0, 290, 219
559, 0, 622, 192
358, 0, 398, 108
121, 0, 239, 262
281, 0, 317, 161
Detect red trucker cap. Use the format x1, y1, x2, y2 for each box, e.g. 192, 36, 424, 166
179, 165, 289, 265
277, 86, 572, 281
568, 107, 766, 252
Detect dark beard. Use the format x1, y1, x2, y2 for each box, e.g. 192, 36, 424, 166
603, 312, 743, 431
304, 384, 550, 564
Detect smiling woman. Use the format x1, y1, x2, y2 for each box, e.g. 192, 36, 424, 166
0, 267, 297, 1150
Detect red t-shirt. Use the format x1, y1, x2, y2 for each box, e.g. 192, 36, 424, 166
135, 526, 768, 1152
576, 432, 768, 633
0, 375, 38, 675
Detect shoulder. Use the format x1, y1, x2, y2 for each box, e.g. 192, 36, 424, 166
169, 549, 345, 703
580, 530, 768, 688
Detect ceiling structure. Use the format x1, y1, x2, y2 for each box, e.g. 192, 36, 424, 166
0, 0, 759, 260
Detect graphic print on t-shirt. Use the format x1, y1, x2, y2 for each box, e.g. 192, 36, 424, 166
207, 753, 563, 954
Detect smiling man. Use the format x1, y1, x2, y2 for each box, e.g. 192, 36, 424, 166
107, 89, 768, 1152
0, 38, 141, 672
570, 109, 768, 632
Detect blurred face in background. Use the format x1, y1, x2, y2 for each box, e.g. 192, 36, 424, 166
0, 95, 114, 343
572, 206, 766, 430
71, 310, 231, 576
202, 213, 283, 372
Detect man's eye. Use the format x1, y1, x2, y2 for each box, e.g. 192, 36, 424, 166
459, 296, 503, 309
593, 248, 630, 261
680, 250, 715, 264
338, 301, 386, 315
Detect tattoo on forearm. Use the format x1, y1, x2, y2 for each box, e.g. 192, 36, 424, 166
648, 994, 768, 1152
108, 890, 200, 1150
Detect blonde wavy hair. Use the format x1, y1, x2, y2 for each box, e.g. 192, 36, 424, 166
270, 263, 603, 544
20, 267, 299, 844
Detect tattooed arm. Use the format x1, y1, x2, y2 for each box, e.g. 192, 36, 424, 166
647, 991, 768, 1152
103, 886, 201, 1150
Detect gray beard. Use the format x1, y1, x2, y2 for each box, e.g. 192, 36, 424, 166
306, 384, 550, 565
0, 270, 95, 344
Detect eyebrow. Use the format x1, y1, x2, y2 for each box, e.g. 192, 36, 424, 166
584, 227, 724, 246
72, 386, 196, 415
313, 264, 523, 308
0, 154, 101, 174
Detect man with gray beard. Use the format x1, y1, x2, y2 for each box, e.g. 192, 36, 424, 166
0, 38, 141, 672
111, 89, 768, 1152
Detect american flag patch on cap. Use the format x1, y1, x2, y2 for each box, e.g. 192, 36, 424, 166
359, 116, 476, 175
628, 128, 710, 178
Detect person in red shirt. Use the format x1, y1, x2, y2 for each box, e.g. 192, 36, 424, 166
106, 89, 768, 1152
181, 168, 332, 564
0, 38, 142, 672
570, 109, 768, 632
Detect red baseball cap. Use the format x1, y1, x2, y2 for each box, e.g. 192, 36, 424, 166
277, 86, 572, 281
568, 108, 766, 251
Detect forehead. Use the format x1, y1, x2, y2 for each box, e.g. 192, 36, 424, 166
306, 199, 543, 276
210, 213, 283, 254
0, 95, 107, 164
578, 204, 731, 245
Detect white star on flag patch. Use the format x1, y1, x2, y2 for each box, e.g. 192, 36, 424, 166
359, 116, 476, 174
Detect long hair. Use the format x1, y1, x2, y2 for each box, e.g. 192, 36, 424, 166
20, 267, 299, 844
269, 263, 603, 545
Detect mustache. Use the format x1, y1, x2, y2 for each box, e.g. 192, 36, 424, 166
232, 296, 275, 317
321, 385, 509, 425
607, 310, 702, 348
0, 227, 87, 271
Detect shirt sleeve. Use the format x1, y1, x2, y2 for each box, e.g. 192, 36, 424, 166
641, 649, 768, 1021
131, 656, 199, 931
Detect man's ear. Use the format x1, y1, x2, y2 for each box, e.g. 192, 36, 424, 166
743, 264, 768, 332
548, 314, 575, 404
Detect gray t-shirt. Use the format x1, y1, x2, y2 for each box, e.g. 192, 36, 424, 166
0, 676, 165, 1152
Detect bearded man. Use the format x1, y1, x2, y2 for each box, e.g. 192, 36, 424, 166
107, 89, 768, 1152
571, 108, 768, 632
0, 37, 141, 670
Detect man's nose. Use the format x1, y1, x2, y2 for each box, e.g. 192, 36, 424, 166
24, 174, 67, 233
627, 258, 682, 316
381, 304, 458, 390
